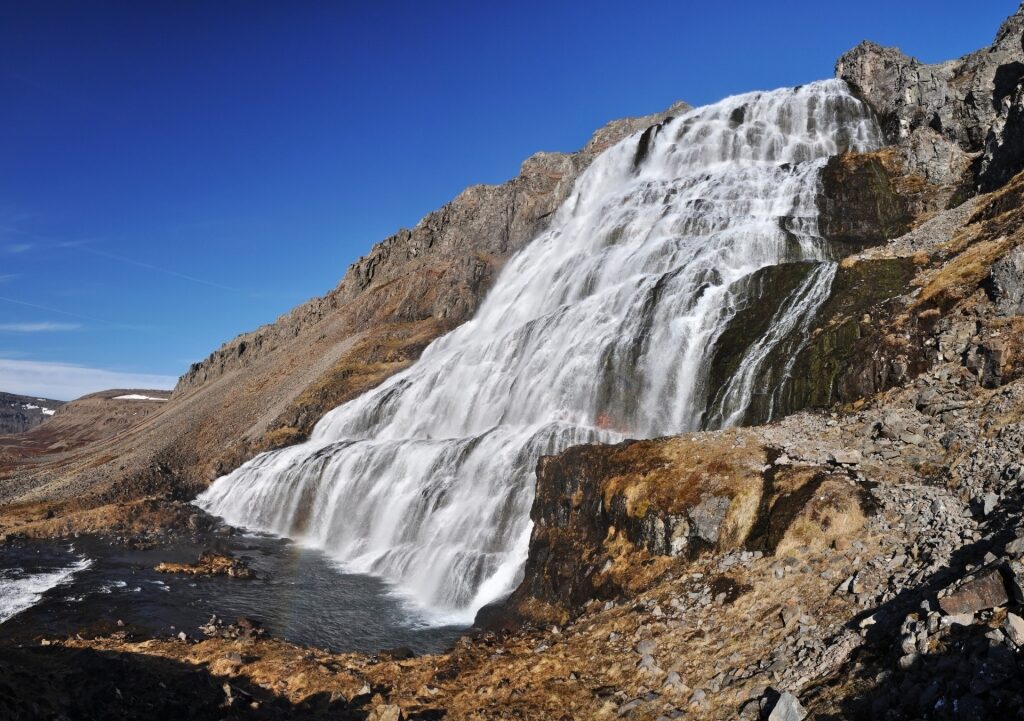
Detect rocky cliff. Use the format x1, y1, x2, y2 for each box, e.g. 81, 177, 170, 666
0, 392, 62, 435
836, 7, 1024, 197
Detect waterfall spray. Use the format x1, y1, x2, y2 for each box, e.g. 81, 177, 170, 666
197, 80, 879, 623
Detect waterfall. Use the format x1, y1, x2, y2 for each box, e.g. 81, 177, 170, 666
196, 80, 880, 623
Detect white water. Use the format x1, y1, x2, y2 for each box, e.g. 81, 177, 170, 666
198, 80, 879, 623
0, 556, 92, 624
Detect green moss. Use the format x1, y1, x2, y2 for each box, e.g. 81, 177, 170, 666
703, 262, 816, 426
775, 257, 918, 415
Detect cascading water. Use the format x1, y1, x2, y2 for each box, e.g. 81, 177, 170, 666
197, 80, 880, 623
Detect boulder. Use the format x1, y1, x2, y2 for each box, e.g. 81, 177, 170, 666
988, 245, 1024, 316
938, 571, 1009, 615
767, 691, 808, 721
1005, 613, 1024, 646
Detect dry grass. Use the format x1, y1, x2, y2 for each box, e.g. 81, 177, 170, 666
599, 430, 765, 522
775, 478, 866, 556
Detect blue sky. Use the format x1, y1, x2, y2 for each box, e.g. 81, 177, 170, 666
0, 1, 1017, 399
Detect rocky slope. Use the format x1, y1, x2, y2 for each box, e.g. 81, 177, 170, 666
0, 392, 62, 435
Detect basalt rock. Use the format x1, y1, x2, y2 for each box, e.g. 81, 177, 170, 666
836, 6, 1024, 196
817, 151, 916, 249
705, 256, 922, 427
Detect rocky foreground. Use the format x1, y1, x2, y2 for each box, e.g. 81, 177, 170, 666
6, 5, 1024, 721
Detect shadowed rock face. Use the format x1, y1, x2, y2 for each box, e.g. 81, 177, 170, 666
0, 393, 63, 435
836, 6, 1024, 195
817, 151, 916, 249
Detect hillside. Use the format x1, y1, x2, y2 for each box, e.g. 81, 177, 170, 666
0, 392, 63, 435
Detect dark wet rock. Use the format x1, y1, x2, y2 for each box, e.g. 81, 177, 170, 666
705, 255, 924, 428
817, 151, 915, 250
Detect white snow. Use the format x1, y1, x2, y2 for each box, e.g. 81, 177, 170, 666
113, 394, 168, 402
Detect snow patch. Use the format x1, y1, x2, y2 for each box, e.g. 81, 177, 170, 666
113, 394, 168, 402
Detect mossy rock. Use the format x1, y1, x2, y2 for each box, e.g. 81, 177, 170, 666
703, 257, 919, 427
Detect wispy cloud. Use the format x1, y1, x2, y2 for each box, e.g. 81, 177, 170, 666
3, 243, 32, 254
63, 242, 240, 292
0, 359, 177, 401
0, 294, 115, 325
0, 274, 16, 284
0, 322, 81, 332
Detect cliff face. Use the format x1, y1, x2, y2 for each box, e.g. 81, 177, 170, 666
0, 393, 62, 435
836, 5, 1024, 195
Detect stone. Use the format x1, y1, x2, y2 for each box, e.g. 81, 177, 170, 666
829, 450, 863, 466
367, 705, 402, 721
938, 571, 1009, 615
1005, 537, 1024, 558
636, 639, 656, 655
767, 691, 807, 721
780, 598, 802, 627
637, 654, 664, 676
941, 612, 975, 628
687, 495, 731, 545
898, 652, 919, 670
971, 492, 999, 518
1007, 559, 1024, 603
988, 245, 1024, 315
663, 671, 689, 694
1004, 613, 1024, 646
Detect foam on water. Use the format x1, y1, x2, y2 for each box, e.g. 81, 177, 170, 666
0, 556, 93, 624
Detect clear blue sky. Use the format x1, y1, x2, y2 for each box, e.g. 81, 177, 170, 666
0, 0, 1017, 399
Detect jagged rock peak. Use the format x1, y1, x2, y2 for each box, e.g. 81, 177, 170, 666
835, 3, 1024, 193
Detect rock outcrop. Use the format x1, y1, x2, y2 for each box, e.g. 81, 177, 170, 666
0, 392, 62, 435
836, 4, 1024, 196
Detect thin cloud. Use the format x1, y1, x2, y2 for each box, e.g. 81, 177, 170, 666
0, 274, 16, 283
0, 358, 177, 401
64, 243, 241, 293
3, 243, 32, 254
0, 295, 116, 326
0, 322, 81, 332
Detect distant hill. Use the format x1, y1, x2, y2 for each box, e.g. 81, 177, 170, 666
0, 392, 65, 435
